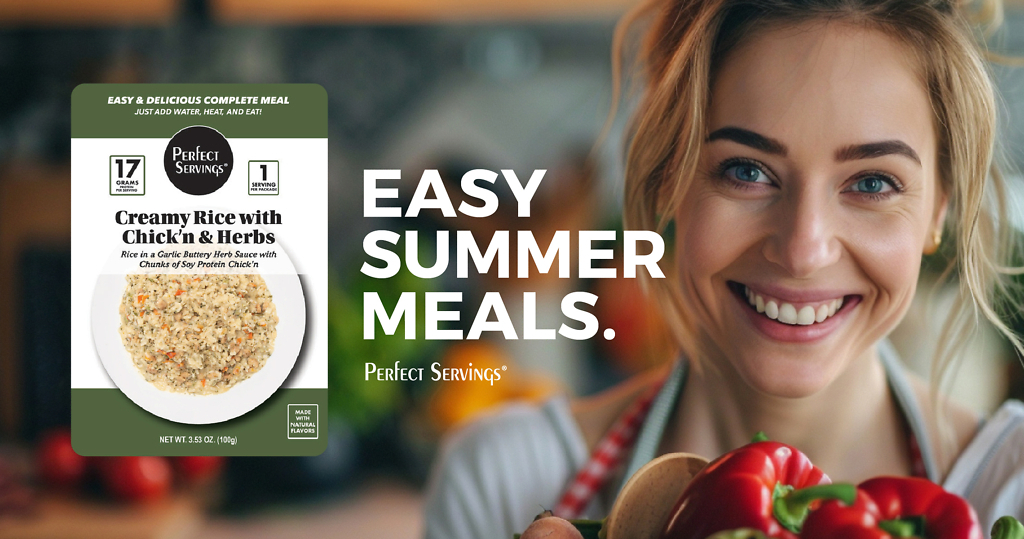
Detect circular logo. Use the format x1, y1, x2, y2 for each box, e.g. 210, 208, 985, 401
163, 126, 233, 195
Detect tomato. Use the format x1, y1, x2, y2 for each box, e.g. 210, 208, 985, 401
102, 456, 172, 503
173, 456, 224, 483
36, 429, 88, 489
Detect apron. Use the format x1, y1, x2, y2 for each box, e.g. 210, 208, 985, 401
553, 341, 937, 519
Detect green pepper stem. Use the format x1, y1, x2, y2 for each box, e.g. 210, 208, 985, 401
878, 519, 917, 538
992, 516, 1024, 539
773, 483, 858, 534
751, 432, 769, 443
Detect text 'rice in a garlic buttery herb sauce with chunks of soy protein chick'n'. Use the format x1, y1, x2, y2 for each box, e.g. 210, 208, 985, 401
118, 274, 279, 395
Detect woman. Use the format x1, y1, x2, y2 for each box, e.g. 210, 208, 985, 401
423, 1, 1024, 538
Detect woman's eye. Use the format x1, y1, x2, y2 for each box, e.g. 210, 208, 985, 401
724, 163, 769, 184
849, 175, 894, 194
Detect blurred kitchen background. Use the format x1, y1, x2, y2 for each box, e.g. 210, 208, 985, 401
0, 1, 1023, 538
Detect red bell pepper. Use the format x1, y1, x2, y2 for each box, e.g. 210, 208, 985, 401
801, 477, 982, 539
660, 439, 856, 539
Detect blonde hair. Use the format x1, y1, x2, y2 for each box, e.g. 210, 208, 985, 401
617, 0, 1024, 442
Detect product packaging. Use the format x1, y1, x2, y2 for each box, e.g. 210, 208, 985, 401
70, 84, 327, 456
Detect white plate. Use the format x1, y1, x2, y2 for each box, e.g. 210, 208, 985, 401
91, 272, 306, 424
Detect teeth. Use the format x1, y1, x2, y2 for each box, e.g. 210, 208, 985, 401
778, 303, 798, 324
743, 285, 847, 326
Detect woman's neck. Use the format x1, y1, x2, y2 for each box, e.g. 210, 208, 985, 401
664, 345, 912, 481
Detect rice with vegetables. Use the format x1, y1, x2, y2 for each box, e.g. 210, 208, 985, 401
118, 274, 279, 395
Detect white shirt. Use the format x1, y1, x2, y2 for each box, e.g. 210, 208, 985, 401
944, 400, 1024, 529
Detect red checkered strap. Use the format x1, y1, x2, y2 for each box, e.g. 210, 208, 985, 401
904, 406, 929, 479
552, 380, 664, 518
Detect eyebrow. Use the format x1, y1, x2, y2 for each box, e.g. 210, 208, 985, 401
707, 127, 787, 156
834, 140, 921, 166
707, 126, 922, 166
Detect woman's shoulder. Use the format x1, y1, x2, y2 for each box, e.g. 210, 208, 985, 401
434, 395, 586, 467
423, 396, 589, 539
943, 400, 1024, 529
570, 363, 674, 452
422, 365, 673, 539
430, 361, 671, 470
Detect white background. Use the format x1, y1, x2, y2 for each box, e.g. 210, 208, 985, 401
71, 137, 328, 390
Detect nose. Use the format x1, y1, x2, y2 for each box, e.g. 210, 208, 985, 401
762, 191, 841, 278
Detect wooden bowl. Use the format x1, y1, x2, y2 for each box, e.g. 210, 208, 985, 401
603, 453, 709, 539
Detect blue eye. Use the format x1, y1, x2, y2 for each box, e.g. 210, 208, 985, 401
851, 176, 892, 194
725, 163, 769, 184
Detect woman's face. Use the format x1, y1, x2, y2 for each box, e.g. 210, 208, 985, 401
677, 21, 946, 397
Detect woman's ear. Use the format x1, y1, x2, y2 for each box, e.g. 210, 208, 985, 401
926, 188, 949, 254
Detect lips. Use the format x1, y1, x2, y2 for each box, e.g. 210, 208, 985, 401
727, 281, 861, 343
741, 285, 844, 325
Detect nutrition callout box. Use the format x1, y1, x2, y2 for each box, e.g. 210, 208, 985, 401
71, 84, 328, 456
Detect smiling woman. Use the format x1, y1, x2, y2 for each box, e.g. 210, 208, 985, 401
422, 2, 1024, 539
671, 18, 949, 400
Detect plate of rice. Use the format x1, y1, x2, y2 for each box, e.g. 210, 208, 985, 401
91, 270, 305, 424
